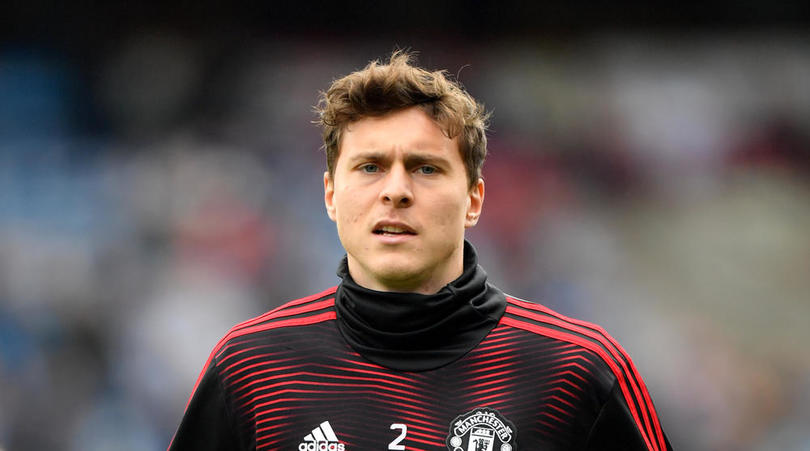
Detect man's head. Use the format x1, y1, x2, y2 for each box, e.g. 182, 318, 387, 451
316, 50, 489, 190
317, 51, 489, 294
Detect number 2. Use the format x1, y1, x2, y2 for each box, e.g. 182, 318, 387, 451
388, 423, 407, 450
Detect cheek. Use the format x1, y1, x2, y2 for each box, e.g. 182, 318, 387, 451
335, 189, 365, 225
342, 212, 362, 226
433, 194, 469, 227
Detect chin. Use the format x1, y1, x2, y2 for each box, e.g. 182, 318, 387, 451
369, 258, 426, 287
372, 261, 421, 280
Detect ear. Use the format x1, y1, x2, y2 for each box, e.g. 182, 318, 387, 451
464, 178, 485, 228
324, 171, 337, 222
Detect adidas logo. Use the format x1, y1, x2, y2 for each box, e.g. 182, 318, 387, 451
297, 421, 346, 451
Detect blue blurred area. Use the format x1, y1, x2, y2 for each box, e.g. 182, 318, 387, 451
1, 28, 810, 451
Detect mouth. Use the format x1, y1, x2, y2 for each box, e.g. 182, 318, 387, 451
372, 223, 417, 237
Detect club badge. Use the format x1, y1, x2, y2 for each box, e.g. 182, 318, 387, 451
446, 407, 517, 451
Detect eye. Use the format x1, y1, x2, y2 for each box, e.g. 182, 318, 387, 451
360, 163, 380, 173
417, 165, 437, 175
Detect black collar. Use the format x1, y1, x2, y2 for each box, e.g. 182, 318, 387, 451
335, 241, 506, 371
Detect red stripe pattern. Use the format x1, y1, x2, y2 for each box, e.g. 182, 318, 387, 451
503, 296, 667, 451
181, 287, 666, 450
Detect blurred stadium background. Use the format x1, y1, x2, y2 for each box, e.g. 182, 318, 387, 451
1, 3, 809, 450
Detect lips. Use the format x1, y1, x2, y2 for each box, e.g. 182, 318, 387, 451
372, 221, 416, 236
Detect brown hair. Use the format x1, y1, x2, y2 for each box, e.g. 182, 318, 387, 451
315, 50, 490, 189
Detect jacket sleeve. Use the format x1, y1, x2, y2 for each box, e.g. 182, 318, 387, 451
168, 361, 241, 451
584, 380, 673, 451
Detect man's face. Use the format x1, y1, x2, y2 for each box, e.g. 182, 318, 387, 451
324, 106, 484, 294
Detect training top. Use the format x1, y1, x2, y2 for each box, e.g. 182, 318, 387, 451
169, 241, 672, 451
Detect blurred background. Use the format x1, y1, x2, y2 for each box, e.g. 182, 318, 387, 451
1, 2, 809, 450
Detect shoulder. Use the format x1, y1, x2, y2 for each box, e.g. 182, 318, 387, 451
501, 296, 664, 434
206, 286, 339, 365
177, 287, 340, 433
501, 297, 671, 451
500, 295, 643, 386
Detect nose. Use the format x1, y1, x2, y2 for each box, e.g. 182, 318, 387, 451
380, 164, 413, 207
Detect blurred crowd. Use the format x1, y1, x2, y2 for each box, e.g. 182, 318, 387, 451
1, 34, 809, 450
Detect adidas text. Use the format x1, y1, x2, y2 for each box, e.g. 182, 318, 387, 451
298, 421, 345, 451
298, 442, 345, 451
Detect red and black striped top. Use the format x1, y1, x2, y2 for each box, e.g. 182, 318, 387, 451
170, 246, 671, 451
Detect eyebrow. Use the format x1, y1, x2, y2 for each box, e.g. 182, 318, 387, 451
347, 151, 451, 168
347, 151, 388, 163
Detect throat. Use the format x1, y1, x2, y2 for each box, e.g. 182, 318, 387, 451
333, 241, 508, 371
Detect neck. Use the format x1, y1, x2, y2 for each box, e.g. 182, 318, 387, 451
334, 240, 507, 371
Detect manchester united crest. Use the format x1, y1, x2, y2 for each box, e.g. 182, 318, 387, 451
446, 407, 517, 451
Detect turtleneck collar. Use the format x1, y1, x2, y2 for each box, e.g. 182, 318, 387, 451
335, 240, 506, 371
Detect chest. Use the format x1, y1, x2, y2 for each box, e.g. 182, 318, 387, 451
221, 325, 605, 450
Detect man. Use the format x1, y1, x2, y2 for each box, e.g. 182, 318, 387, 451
169, 51, 672, 450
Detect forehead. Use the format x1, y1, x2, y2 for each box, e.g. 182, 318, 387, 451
338, 107, 460, 159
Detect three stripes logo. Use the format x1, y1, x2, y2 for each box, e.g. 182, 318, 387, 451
297, 421, 346, 451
